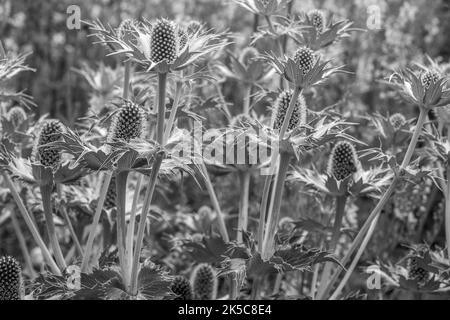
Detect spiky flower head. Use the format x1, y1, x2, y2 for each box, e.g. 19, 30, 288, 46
389, 113, 407, 131
272, 90, 307, 131
191, 263, 217, 300
327, 141, 359, 181
7, 106, 27, 127
104, 176, 117, 210
36, 120, 64, 167
293, 47, 315, 75
117, 19, 136, 44
239, 47, 259, 67
0, 256, 23, 300
108, 102, 144, 143
150, 19, 178, 64
421, 70, 441, 90
309, 9, 326, 33
171, 276, 193, 300
406, 250, 429, 284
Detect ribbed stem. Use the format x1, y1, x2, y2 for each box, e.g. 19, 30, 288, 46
81, 171, 112, 272
115, 171, 129, 288
264, 15, 287, 89
40, 184, 66, 270
243, 84, 252, 115
445, 165, 450, 262
261, 153, 291, 260
156, 72, 167, 145
322, 108, 428, 299
237, 171, 250, 243
2, 172, 61, 275
257, 175, 273, 253
123, 60, 131, 100
60, 206, 84, 257
163, 73, 183, 144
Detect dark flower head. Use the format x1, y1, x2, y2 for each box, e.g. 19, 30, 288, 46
406, 250, 429, 284
327, 141, 359, 181
0, 256, 23, 300
150, 19, 178, 64
272, 90, 307, 131
36, 120, 64, 167
191, 263, 217, 300
421, 70, 441, 90
108, 101, 144, 143
389, 113, 407, 131
171, 276, 192, 300
308, 9, 326, 33
293, 47, 315, 75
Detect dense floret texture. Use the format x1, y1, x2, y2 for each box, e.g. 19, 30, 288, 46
108, 102, 144, 143
273, 90, 307, 131
327, 141, 359, 180
171, 276, 193, 300
150, 19, 177, 63
36, 120, 63, 167
191, 263, 217, 300
0, 256, 23, 300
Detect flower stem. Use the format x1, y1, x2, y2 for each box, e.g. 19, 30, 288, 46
257, 175, 273, 253
2, 172, 61, 275
445, 165, 450, 261
243, 84, 252, 115
322, 108, 428, 299
115, 171, 129, 287
60, 206, 84, 257
81, 171, 112, 273
40, 184, 67, 270
237, 171, 251, 243
163, 73, 183, 144
156, 72, 167, 145
123, 60, 131, 100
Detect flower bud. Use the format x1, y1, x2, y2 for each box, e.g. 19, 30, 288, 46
327, 141, 359, 181
0, 256, 23, 300
272, 90, 307, 131
7, 106, 27, 127
108, 102, 144, 143
309, 9, 326, 33
150, 19, 177, 64
421, 70, 440, 89
36, 120, 63, 167
191, 263, 217, 300
171, 276, 193, 300
389, 113, 406, 131
293, 47, 315, 75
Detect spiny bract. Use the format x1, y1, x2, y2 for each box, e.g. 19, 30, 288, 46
0, 256, 23, 300
171, 276, 193, 300
293, 47, 315, 74
36, 120, 64, 167
178, 28, 188, 52
7, 106, 27, 127
191, 263, 217, 300
309, 9, 326, 33
108, 102, 144, 143
187, 20, 202, 35
327, 141, 359, 181
272, 90, 307, 131
421, 70, 441, 89
389, 113, 407, 131
117, 19, 136, 43
150, 19, 178, 64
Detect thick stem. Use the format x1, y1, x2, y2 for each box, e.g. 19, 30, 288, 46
156, 73, 168, 145
81, 171, 112, 273
251, 276, 262, 300
10, 209, 37, 279
115, 171, 129, 288
445, 166, 450, 261
130, 154, 163, 295
243, 84, 252, 115
163, 79, 183, 144
2, 172, 60, 275
279, 87, 301, 140
123, 60, 131, 100
322, 108, 428, 300
200, 161, 230, 242
261, 153, 291, 260
229, 274, 239, 300
237, 171, 250, 243
257, 175, 273, 253
60, 206, 84, 257
40, 184, 66, 270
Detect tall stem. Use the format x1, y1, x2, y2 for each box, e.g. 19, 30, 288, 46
322, 108, 428, 299
163, 74, 183, 144
243, 84, 252, 115
40, 184, 66, 270
156, 73, 167, 145
257, 175, 273, 252
2, 172, 60, 275
60, 206, 84, 257
81, 172, 112, 272
115, 171, 129, 287
123, 60, 131, 100
445, 165, 450, 261
237, 171, 251, 243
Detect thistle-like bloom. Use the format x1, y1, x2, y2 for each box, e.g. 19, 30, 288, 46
389, 113, 407, 131
36, 120, 64, 167
171, 276, 193, 300
150, 19, 178, 64
191, 263, 217, 300
406, 252, 429, 284
308, 10, 326, 33
421, 70, 441, 90
327, 141, 359, 181
293, 47, 315, 75
7, 106, 27, 127
0, 256, 23, 300
108, 102, 144, 143
272, 90, 307, 131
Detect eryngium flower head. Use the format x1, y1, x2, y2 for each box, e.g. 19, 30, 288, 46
239, 47, 259, 67
293, 47, 315, 75
0, 256, 23, 300
272, 90, 307, 131
171, 276, 193, 300
191, 263, 217, 300
104, 176, 116, 210
389, 113, 407, 131
406, 252, 429, 284
117, 19, 136, 44
421, 70, 441, 89
327, 141, 359, 181
7, 106, 27, 127
309, 10, 326, 33
150, 19, 177, 64
108, 102, 144, 143
36, 120, 64, 167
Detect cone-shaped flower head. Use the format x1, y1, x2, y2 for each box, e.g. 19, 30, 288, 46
150, 19, 178, 64
36, 120, 64, 167
421, 70, 441, 90
104, 176, 117, 210
7, 106, 27, 127
293, 47, 315, 75
272, 90, 307, 131
171, 276, 193, 300
0, 256, 23, 300
309, 10, 326, 33
406, 250, 429, 284
191, 263, 217, 300
108, 102, 144, 143
327, 141, 359, 181
239, 47, 259, 67
389, 113, 407, 131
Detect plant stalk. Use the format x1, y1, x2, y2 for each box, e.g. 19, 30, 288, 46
60, 206, 84, 257
115, 171, 129, 288
237, 171, 250, 243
